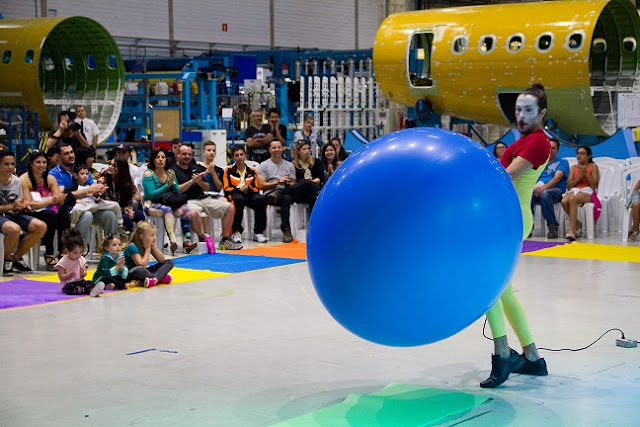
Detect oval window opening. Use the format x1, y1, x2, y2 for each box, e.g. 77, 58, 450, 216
623, 36, 637, 53
25, 49, 35, 64
107, 54, 117, 69
86, 54, 96, 70
568, 32, 583, 50
43, 56, 55, 71
592, 38, 607, 54
452, 36, 468, 54
479, 35, 496, 53
507, 35, 524, 53
64, 55, 74, 69
537, 34, 553, 51
2, 50, 12, 64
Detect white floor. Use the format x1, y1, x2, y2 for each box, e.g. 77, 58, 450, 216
1, 233, 639, 426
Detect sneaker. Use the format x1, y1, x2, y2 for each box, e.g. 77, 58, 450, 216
144, 277, 158, 288
160, 274, 172, 284
253, 233, 267, 243
218, 237, 243, 250
231, 231, 243, 244
282, 227, 294, 243
3, 260, 15, 276
547, 224, 559, 239
90, 281, 105, 297
12, 258, 33, 273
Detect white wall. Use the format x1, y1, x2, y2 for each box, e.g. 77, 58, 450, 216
1, 0, 379, 52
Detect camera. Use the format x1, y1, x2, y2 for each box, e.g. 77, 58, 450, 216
66, 111, 81, 131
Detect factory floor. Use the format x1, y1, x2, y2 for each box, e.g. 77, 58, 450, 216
0, 232, 638, 426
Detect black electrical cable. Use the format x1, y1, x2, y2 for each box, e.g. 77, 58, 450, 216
482, 318, 627, 352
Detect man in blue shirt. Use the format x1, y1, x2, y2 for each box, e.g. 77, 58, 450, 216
531, 138, 569, 238
49, 143, 117, 249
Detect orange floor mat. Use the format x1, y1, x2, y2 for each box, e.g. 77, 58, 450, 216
235, 242, 307, 259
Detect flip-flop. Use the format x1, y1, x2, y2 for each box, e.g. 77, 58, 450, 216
565, 233, 576, 241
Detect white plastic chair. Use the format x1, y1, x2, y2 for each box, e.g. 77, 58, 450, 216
624, 157, 640, 166
563, 157, 578, 167
620, 166, 640, 241
533, 203, 565, 237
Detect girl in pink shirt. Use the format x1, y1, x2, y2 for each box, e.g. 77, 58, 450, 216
55, 228, 104, 297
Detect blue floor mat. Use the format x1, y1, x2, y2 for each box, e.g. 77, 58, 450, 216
169, 253, 305, 273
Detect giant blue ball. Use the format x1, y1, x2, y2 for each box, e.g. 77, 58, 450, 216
307, 128, 523, 346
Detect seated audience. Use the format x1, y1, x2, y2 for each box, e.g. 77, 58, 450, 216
172, 144, 240, 250
0, 150, 47, 275
199, 140, 224, 194
124, 221, 174, 288
103, 157, 145, 233
142, 148, 200, 254
625, 179, 640, 242
20, 150, 68, 270
49, 143, 118, 250
292, 140, 323, 211
493, 141, 507, 160
267, 108, 288, 146
257, 140, 299, 243
223, 146, 267, 243
561, 145, 600, 241
69, 165, 123, 231
330, 137, 349, 162
321, 143, 341, 180
530, 138, 569, 238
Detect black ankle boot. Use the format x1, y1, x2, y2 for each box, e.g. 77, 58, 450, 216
480, 349, 526, 388
514, 356, 548, 376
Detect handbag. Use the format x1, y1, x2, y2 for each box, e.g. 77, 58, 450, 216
152, 191, 188, 209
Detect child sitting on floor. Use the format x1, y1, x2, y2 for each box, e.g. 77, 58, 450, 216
93, 234, 131, 290
55, 228, 105, 297
124, 221, 174, 288
69, 165, 123, 230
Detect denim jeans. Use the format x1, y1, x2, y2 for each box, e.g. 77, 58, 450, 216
531, 187, 564, 226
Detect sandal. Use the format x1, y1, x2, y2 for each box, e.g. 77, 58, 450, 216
628, 231, 639, 242
575, 221, 583, 238
565, 233, 576, 241
44, 254, 57, 271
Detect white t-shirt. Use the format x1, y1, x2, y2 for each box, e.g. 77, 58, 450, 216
75, 117, 99, 144
0, 175, 23, 207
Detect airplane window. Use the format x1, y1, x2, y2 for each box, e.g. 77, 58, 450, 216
43, 56, 54, 71
2, 50, 12, 64
107, 53, 117, 69
64, 55, 74, 70
86, 54, 96, 70
24, 50, 34, 64
592, 38, 607, 53
507, 34, 524, 53
623, 36, 637, 53
479, 35, 496, 54
536, 33, 554, 52
566, 31, 584, 51
452, 36, 468, 54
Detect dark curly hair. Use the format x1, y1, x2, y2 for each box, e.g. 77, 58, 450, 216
147, 148, 169, 170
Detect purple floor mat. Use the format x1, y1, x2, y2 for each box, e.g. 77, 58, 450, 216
521, 240, 568, 253
1, 278, 85, 309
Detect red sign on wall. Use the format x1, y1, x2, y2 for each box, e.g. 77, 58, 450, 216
222, 23, 228, 32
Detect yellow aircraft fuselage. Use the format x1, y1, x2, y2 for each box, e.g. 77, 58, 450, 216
374, 0, 640, 136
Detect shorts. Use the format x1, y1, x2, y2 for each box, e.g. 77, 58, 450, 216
568, 187, 594, 196
0, 213, 35, 232
187, 197, 229, 219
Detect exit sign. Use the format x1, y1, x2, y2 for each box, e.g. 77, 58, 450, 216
222, 23, 228, 32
